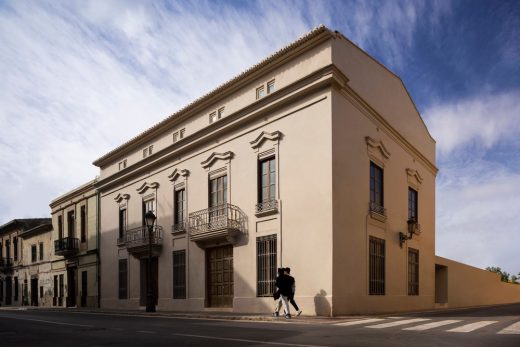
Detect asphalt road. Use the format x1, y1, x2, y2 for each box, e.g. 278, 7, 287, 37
0, 304, 519, 346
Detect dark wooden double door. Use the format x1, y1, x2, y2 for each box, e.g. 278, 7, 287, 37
207, 245, 233, 308
140, 258, 158, 306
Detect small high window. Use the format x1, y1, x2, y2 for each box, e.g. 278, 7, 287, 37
267, 80, 275, 94
119, 160, 127, 171
256, 86, 265, 99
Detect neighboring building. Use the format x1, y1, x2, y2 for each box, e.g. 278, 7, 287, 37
0, 218, 51, 306
50, 179, 99, 308
92, 26, 439, 315
18, 221, 54, 307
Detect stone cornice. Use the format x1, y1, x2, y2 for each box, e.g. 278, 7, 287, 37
365, 136, 391, 159
250, 131, 283, 149
114, 193, 131, 203
406, 168, 424, 184
49, 178, 97, 209
168, 168, 190, 182
136, 182, 159, 194
201, 151, 234, 169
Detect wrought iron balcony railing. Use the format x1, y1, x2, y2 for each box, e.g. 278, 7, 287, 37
255, 200, 278, 217
172, 221, 186, 234
189, 203, 246, 245
54, 237, 79, 256
119, 225, 163, 257
369, 201, 387, 216
0, 257, 13, 272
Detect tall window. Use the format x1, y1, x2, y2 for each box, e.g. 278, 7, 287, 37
67, 210, 75, 238
408, 248, 419, 295
174, 189, 186, 230
173, 250, 186, 299
39, 242, 44, 261
118, 259, 128, 299
59, 274, 64, 298
119, 208, 127, 239
209, 176, 227, 207
53, 275, 58, 305
80, 205, 86, 243
259, 157, 276, 204
31, 245, 37, 262
142, 200, 155, 226
5, 239, 10, 259
257, 235, 277, 296
13, 237, 18, 261
369, 237, 385, 295
14, 276, 18, 301
58, 215, 63, 240
408, 188, 418, 222
369, 162, 384, 211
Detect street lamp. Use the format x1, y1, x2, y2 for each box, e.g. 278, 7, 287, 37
399, 218, 421, 248
144, 210, 156, 312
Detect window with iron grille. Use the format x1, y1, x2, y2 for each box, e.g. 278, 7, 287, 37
174, 189, 186, 229
369, 162, 384, 210
408, 188, 418, 221
119, 208, 127, 239
31, 245, 37, 263
258, 157, 276, 203
408, 248, 419, 295
118, 259, 128, 299
80, 205, 86, 243
369, 237, 385, 295
257, 234, 277, 297
173, 250, 186, 299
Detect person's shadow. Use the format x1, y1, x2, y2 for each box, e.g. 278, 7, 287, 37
314, 289, 331, 316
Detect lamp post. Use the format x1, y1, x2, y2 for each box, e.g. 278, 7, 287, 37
399, 218, 421, 248
144, 210, 156, 312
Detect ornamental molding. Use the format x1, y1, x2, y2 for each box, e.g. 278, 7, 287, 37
168, 168, 190, 182
406, 168, 424, 187
136, 181, 160, 194
114, 193, 130, 203
201, 151, 234, 169
365, 136, 391, 159
250, 131, 283, 149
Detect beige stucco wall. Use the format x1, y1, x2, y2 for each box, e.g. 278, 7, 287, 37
435, 256, 520, 308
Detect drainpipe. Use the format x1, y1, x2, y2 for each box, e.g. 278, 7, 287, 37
96, 190, 101, 308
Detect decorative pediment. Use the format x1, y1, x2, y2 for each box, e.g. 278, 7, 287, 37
201, 151, 234, 169
168, 169, 190, 182
365, 136, 391, 159
406, 168, 423, 188
114, 193, 130, 203
250, 131, 283, 149
136, 182, 160, 194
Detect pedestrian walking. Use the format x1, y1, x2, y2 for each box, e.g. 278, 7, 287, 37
285, 267, 302, 316
273, 267, 293, 319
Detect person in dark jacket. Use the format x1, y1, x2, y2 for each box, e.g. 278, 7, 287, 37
285, 267, 302, 316
273, 267, 292, 318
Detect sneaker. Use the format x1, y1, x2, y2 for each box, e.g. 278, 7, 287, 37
273, 312, 279, 317
285, 314, 291, 319
296, 310, 302, 316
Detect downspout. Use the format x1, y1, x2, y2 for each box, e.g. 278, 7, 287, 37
96, 189, 101, 308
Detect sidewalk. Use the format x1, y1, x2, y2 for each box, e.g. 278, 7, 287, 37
0, 306, 362, 324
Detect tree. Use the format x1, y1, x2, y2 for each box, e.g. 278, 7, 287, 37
485, 266, 510, 282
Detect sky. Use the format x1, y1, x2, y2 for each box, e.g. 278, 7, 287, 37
0, 0, 519, 275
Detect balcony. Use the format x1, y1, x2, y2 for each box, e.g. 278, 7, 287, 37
119, 225, 163, 258
255, 200, 278, 217
172, 221, 187, 234
189, 203, 246, 246
54, 237, 79, 256
369, 201, 387, 222
0, 258, 13, 273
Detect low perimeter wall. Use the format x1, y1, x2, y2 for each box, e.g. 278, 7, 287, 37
435, 256, 520, 308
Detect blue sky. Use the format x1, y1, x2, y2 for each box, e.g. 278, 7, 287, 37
0, 0, 519, 275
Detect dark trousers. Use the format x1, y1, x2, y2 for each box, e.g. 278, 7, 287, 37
289, 297, 299, 311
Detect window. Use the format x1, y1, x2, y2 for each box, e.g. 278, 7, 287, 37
80, 205, 86, 243
58, 215, 63, 240
59, 274, 64, 298
369, 162, 384, 212
40, 286, 43, 298
408, 248, 419, 295
256, 86, 265, 99
81, 270, 87, 306
209, 112, 217, 124
174, 189, 186, 231
179, 128, 185, 139
31, 245, 37, 262
259, 157, 276, 203
39, 242, 44, 261
408, 188, 418, 222
119, 159, 127, 170
143, 145, 154, 158
13, 237, 17, 261
14, 276, 18, 301
67, 210, 75, 238
118, 259, 128, 299
257, 235, 277, 296
173, 129, 186, 142
267, 80, 275, 94
53, 275, 58, 304
5, 239, 10, 259
173, 250, 186, 299
217, 107, 224, 120
119, 208, 127, 239
369, 237, 385, 295
142, 200, 155, 226
209, 175, 227, 207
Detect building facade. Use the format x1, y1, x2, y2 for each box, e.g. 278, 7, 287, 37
0, 218, 52, 307
93, 26, 438, 315
50, 179, 99, 308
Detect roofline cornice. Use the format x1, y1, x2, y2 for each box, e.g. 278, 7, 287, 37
49, 178, 98, 208
92, 25, 333, 168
